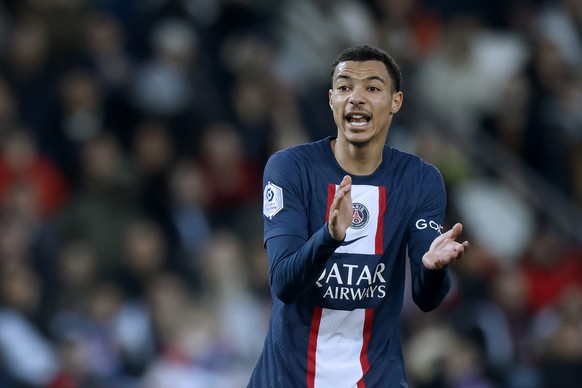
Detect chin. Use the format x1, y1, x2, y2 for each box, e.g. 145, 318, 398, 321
344, 133, 373, 147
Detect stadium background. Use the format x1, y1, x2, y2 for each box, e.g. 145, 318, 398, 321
0, 0, 580, 387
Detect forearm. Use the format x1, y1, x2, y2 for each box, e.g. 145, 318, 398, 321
411, 264, 450, 312
267, 225, 342, 304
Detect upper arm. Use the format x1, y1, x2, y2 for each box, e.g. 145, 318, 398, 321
262, 151, 309, 266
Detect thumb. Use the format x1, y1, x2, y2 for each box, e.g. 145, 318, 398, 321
447, 223, 463, 240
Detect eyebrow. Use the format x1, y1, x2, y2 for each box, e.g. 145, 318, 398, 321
336, 74, 386, 84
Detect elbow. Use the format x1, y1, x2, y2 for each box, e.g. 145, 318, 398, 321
411, 287, 448, 312
272, 287, 297, 304
412, 296, 440, 312
269, 276, 297, 305
275, 292, 296, 305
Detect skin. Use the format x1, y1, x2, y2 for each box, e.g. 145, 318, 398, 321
326, 60, 469, 269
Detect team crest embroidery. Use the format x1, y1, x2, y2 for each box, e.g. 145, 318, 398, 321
263, 181, 283, 219
350, 203, 369, 229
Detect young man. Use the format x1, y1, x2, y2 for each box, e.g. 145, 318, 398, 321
249, 45, 469, 387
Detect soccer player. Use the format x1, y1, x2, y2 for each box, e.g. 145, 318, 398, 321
248, 44, 469, 387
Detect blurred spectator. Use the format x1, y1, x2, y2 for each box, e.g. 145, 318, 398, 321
56, 132, 143, 276
166, 159, 211, 264
480, 72, 532, 158
518, 224, 582, 315
128, 16, 223, 151
534, 287, 582, 388
129, 18, 197, 118
132, 120, 175, 176
130, 119, 180, 252
0, 76, 18, 133
0, 260, 59, 386
145, 271, 191, 348
80, 10, 132, 92
0, 212, 43, 270
48, 337, 105, 388
229, 71, 310, 162
274, 0, 375, 91
404, 315, 460, 387
222, 34, 280, 162
49, 281, 144, 387
454, 178, 535, 267
48, 241, 99, 317
116, 218, 172, 299
141, 302, 236, 388
442, 336, 496, 388
533, 0, 582, 69
412, 125, 473, 189
55, 67, 109, 180
198, 230, 268, 369
217, 27, 311, 159
521, 37, 581, 198
414, 13, 528, 137
0, 12, 58, 150
196, 121, 261, 227
0, 128, 69, 218
369, 0, 441, 68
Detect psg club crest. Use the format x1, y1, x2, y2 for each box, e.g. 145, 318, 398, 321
350, 203, 369, 229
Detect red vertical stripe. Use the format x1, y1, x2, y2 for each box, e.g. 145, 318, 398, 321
357, 308, 374, 387
325, 184, 336, 222
375, 186, 386, 254
306, 306, 323, 388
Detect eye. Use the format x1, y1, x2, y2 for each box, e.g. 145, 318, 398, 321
338, 85, 349, 91
368, 86, 380, 92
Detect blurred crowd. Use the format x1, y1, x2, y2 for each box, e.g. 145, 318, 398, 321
0, 0, 580, 387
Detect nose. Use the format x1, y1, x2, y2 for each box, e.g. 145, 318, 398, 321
348, 87, 366, 105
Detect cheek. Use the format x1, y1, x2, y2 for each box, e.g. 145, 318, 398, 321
374, 107, 393, 126
330, 98, 344, 115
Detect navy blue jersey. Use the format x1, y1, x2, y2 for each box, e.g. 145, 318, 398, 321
249, 137, 450, 388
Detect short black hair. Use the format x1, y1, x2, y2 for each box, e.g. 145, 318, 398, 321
330, 45, 402, 92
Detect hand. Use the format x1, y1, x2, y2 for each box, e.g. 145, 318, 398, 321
422, 223, 469, 270
328, 175, 352, 241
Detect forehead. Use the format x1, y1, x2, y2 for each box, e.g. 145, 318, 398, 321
333, 60, 391, 83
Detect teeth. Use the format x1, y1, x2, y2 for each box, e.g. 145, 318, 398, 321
347, 114, 368, 124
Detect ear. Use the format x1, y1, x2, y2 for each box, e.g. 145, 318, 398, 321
328, 89, 333, 110
390, 91, 403, 114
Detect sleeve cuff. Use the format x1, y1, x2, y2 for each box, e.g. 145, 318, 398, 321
321, 223, 344, 248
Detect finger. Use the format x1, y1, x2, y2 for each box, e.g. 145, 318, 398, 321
339, 175, 352, 190
341, 183, 351, 195
332, 185, 350, 208
329, 185, 349, 215
454, 241, 469, 258
446, 223, 463, 240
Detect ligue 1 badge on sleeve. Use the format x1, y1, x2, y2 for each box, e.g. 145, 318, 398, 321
263, 181, 284, 219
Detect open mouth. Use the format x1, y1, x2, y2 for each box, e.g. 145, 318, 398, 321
345, 112, 371, 127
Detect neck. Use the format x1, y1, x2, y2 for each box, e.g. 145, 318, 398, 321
331, 138, 384, 176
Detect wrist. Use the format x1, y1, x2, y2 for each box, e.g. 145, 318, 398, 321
322, 224, 344, 247
327, 223, 345, 242
422, 253, 443, 270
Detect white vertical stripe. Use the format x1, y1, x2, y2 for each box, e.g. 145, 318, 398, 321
335, 185, 379, 255
314, 308, 365, 388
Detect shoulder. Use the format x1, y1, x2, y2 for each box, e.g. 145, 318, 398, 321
387, 146, 442, 178
266, 138, 329, 169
